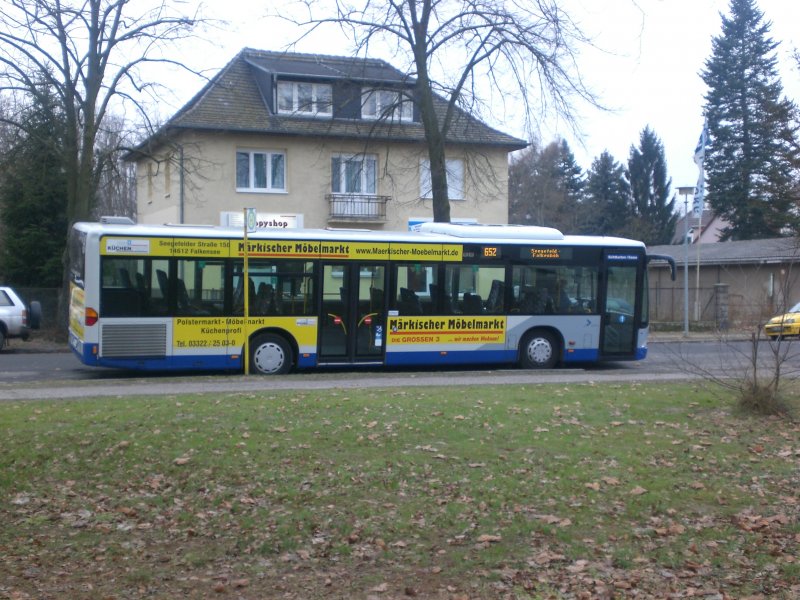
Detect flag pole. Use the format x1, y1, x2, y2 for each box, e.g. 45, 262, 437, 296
695, 214, 701, 321
692, 119, 707, 324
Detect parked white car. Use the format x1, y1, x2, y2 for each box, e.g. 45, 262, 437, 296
0, 286, 41, 349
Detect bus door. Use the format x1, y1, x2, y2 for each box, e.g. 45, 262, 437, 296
319, 263, 387, 363
600, 252, 641, 357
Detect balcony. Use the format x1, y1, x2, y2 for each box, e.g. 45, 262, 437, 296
327, 194, 389, 223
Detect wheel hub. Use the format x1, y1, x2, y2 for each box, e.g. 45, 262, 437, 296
253, 342, 285, 374
528, 338, 552, 365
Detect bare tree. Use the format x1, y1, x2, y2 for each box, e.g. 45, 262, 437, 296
0, 0, 202, 227
0, 0, 206, 333
294, 0, 598, 222
94, 114, 136, 220
668, 246, 800, 420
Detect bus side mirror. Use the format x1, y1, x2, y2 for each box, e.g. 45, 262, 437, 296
647, 254, 677, 281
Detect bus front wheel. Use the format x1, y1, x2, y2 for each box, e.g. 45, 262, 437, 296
519, 330, 559, 369
250, 333, 293, 375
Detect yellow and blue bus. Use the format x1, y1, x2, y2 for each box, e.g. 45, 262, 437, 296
68, 219, 673, 374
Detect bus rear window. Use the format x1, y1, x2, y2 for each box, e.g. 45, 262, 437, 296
68, 228, 86, 286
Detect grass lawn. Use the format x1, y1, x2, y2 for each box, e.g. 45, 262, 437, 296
1, 381, 799, 599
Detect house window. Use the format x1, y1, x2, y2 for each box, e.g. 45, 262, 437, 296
420, 158, 464, 200
332, 154, 377, 195
277, 81, 332, 116
361, 88, 413, 122
236, 150, 286, 192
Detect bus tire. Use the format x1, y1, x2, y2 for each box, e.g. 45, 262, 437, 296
250, 333, 293, 375
519, 329, 559, 369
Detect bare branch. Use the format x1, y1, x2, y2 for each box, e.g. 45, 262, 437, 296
285, 0, 601, 222
0, 0, 208, 224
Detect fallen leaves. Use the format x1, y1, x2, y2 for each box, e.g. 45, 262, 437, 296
3, 384, 800, 600
536, 514, 572, 527
654, 523, 686, 537
528, 550, 567, 565
734, 511, 790, 532
212, 578, 248, 594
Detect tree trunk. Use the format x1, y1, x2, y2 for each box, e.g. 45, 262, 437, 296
412, 22, 451, 224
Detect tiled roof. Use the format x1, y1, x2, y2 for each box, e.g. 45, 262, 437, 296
648, 237, 800, 266
140, 48, 527, 151
246, 51, 409, 83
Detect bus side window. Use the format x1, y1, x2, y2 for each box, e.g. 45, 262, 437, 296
393, 263, 435, 314
102, 259, 145, 317
156, 269, 168, 298
517, 285, 538, 314
485, 279, 505, 313
176, 277, 211, 316
462, 292, 483, 314
253, 283, 279, 315
397, 287, 423, 315
427, 283, 438, 314
232, 278, 255, 315
118, 268, 133, 288
370, 286, 384, 312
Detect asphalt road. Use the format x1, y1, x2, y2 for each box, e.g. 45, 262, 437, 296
3, 338, 792, 401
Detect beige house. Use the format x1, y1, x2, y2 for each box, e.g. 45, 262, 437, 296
129, 49, 526, 230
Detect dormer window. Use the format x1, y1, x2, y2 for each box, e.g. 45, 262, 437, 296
277, 81, 332, 116
361, 88, 413, 122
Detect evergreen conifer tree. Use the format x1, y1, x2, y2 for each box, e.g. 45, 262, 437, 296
701, 0, 800, 240
626, 127, 677, 245
508, 143, 541, 226
0, 88, 67, 286
582, 151, 632, 236
556, 140, 586, 233
507, 139, 586, 233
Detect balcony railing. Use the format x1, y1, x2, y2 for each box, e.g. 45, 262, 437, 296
327, 194, 389, 223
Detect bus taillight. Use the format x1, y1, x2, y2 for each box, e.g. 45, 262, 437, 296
85, 307, 99, 326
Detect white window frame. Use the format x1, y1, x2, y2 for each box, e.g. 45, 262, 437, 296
236, 149, 287, 193
331, 154, 378, 195
420, 158, 465, 201
277, 81, 332, 117
361, 88, 413, 122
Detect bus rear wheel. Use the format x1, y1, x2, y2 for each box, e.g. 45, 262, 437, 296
519, 329, 559, 369
250, 333, 293, 375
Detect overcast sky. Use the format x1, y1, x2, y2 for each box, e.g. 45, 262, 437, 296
159, 0, 800, 207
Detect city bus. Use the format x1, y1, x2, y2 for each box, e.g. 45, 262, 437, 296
68, 219, 674, 375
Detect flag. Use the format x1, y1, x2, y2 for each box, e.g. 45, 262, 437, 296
692, 119, 707, 216
692, 171, 705, 217
693, 119, 708, 166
